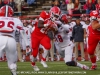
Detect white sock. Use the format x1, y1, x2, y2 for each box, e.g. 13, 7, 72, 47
36, 54, 39, 60
77, 62, 83, 68
57, 55, 60, 61
30, 55, 36, 62
11, 69, 17, 75
42, 47, 48, 59
22, 55, 25, 60
46, 56, 49, 61
51, 58, 54, 61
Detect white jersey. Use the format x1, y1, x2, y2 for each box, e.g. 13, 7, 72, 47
68, 21, 76, 37
27, 25, 33, 33
55, 24, 71, 50
0, 17, 23, 38
83, 23, 90, 37
0, 17, 29, 46
80, 21, 85, 26
23, 26, 31, 39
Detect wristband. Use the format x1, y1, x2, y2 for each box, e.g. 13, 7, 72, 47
44, 24, 49, 27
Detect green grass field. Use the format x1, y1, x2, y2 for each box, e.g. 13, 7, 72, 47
0, 61, 100, 75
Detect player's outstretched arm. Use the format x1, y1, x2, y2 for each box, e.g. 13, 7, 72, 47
92, 20, 100, 30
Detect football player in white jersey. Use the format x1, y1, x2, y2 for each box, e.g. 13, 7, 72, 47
20, 21, 30, 61
67, 15, 76, 40
55, 14, 89, 70
0, 5, 29, 75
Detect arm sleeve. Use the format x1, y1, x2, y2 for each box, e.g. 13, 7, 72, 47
61, 24, 70, 31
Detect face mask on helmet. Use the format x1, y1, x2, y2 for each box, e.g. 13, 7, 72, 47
51, 12, 59, 21
50, 6, 61, 21
90, 16, 97, 21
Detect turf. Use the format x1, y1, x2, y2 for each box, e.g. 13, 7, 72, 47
0, 61, 100, 75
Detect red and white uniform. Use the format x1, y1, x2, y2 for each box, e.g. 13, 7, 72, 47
20, 26, 31, 50
31, 11, 51, 57
55, 24, 74, 63
0, 17, 29, 70
0, 17, 23, 37
87, 24, 100, 55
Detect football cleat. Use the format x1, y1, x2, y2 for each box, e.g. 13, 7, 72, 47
90, 65, 97, 70
40, 60, 48, 68
33, 65, 40, 71
11, 69, 17, 75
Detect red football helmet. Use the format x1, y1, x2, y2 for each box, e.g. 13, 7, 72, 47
90, 10, 98, 20
49, 6, 61, 21
60, 14, 68, 24
0, 5, 14, 17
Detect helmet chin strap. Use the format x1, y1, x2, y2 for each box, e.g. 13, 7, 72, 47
5, 5, 8, 17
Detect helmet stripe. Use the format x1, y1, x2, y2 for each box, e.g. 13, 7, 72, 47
5, 5, 8, 17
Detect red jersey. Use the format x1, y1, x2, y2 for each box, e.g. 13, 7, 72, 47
32, 11, 50, 36
88, 25, 100, 35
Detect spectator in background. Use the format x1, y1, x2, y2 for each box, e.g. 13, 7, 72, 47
67, 0, 74, 15
60, 0, 67, 14
72, 17, 85, 61
27, 0, 35, 5
8, 0, 16, 11
52, 0, 61, 7
3, 0, 9, 4
73, 0, 81, 18
65, 0, 69, 4
83, 0, 96, 14
14, 0, 24, 13
0, 0, 4, 8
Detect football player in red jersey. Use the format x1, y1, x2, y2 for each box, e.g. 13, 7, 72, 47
87, 10, 100, 70
31, 6, 61, 71
0, 5, 29, 75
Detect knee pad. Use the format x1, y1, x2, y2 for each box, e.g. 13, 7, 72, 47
9, 64, 17, 70
66, 61, 76, 66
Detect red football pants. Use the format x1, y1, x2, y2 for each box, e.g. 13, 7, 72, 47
31, 33, 51, 57
87, 35, 100, 55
